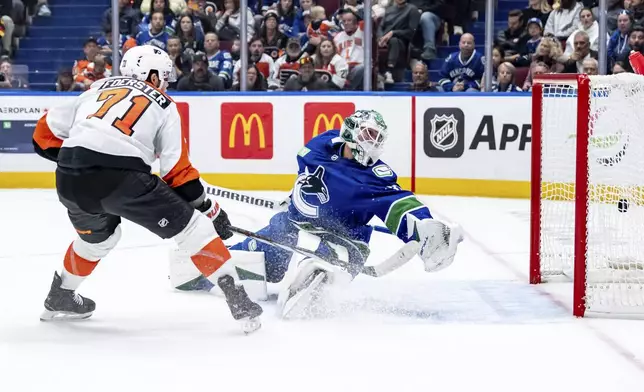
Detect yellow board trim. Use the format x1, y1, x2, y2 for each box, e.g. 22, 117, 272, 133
415, 178, 531, 198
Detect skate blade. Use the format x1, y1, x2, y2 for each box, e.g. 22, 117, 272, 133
240, 317, 262, 335
40, 309, 93, 322
280, 272, 326, 320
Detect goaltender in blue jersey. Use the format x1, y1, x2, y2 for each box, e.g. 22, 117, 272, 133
171, 110, 463, 318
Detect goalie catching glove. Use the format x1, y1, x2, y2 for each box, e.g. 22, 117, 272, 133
196, 198, 233, 240
407, 216, 463, 273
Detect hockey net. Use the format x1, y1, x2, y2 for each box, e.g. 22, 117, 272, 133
531, 73, 644, 317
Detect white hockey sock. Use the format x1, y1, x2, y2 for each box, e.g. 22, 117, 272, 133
60, 269, 87, 291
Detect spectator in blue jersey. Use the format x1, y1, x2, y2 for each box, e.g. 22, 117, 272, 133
377, 0, 420, 84
102, 0, 141, 37
177, 13, 205, 55
203, 32, 234, 88
215, 0, 256, 42
607, 10, 632, 67
136, 12, 172, 51
261, 10, 289, 60
438, 33, 484, 92
490, 62, 522, 92
511, 17, 543, 67
177, 52, 225, 90
275, 0, 300, 37
139, 0, 177, 35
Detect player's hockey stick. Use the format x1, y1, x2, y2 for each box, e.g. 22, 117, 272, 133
229, 225, 420, 278
203, 181, 393, 235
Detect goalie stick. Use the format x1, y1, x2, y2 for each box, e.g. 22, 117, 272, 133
202, 180, 394, 235
230, 225, 420, 278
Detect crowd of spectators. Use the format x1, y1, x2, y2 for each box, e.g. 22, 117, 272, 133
61, 0, 488, 92
479, 0, 644, 93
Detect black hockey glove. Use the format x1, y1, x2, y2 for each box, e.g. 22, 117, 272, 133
197, 198, 234, 240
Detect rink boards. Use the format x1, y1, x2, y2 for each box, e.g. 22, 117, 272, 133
0, 92, 535, 198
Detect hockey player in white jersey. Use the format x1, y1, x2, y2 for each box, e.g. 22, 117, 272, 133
32, 45, 262, 333
170, 110, 464, 318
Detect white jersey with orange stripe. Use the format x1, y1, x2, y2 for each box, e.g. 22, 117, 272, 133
34, 76, 201, 199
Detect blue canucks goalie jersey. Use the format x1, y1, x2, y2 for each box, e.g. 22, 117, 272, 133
288, 130, 432, 244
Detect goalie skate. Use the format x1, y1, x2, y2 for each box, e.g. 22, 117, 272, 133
278, 269, 327, 319
40, 272, 95, 322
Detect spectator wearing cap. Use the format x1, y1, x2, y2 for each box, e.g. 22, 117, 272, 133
563, 7, 608, 60
261, 10, 288, 61
102, 0, 140, 37
490, 62, 522, 92
139, 0, 177, 35
215, 0, 256, 42
0, 59, 26, 89
203, 32, 234, 88
274, 37, 306, 88
136, 11, 172, 51
331, 0, 363, 30
408, 0, 447, 60
523, 0, 552, 27
312, 37, 349, 90
512, 17, 543, 67
333, 6, 364, 90
232, 63, 268, 90
377, 0, 420, 84
232, 37, 280, 89
495, 9, 527, 58
177, 52, 225, 91
607, 9, 632, 67
178, 14, 205, 55
56, 69, 82, 92
275, 0, 300, 37
284, 56, 328, 90
408, 62, 439, 92
72, 38, 100, 89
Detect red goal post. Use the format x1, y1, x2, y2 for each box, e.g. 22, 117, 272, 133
530, 73, 644, 317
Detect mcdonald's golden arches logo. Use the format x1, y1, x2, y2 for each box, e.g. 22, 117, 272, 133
304, 102, 356, 144
221, 103, 273, 159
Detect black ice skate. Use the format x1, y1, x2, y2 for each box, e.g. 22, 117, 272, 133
40, 272, 96, 322
217, 275, 263, 334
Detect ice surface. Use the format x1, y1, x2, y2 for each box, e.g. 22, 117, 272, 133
1, 190, 644, 392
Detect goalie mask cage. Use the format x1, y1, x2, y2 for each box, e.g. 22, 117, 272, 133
531, 73, 644, 317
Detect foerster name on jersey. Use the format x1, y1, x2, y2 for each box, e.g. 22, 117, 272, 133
99, 77, 171, 109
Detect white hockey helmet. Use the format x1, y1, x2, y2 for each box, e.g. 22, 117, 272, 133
119, 45, 176, 90
340, 110, 389, 166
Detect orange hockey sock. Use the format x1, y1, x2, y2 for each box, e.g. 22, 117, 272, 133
190, 237, 231, 277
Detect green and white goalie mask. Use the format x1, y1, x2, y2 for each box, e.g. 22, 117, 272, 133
340, 110, 388, 166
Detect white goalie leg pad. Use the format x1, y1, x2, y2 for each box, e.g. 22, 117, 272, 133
276, 230, 352, 318
73, 224, 122, 261
409, 216, 464, 273
168, 249, 268, 301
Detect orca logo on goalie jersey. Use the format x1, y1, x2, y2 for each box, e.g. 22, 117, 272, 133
293, 166, 330, 218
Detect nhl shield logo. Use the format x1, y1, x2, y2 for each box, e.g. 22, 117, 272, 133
423, 108, 465, 158
430, 114, 458, 152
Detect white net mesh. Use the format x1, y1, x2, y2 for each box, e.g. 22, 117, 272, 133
539, 74, 644, 314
